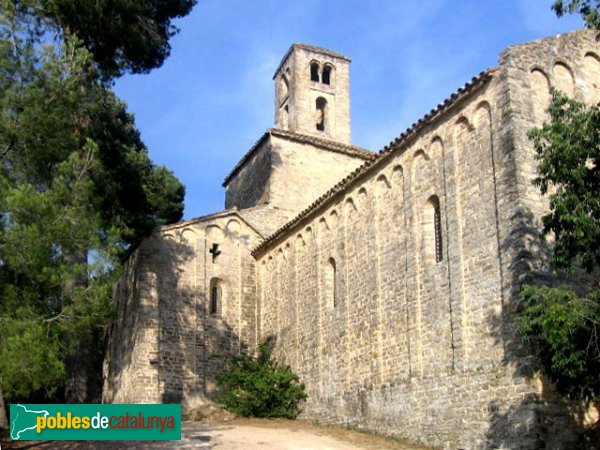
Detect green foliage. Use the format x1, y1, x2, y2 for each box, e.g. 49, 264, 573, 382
217, 341, 308, 419
519, 92, 600, 405
517, 286, 600, 402
0, 312, 65, 400
0, 1, 186, 403
528, 93, 600, 273
553, 0, 600, 29
6, 0, 197, 80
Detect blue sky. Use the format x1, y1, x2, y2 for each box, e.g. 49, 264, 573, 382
113, 0, 583, 220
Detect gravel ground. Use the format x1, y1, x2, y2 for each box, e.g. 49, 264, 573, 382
2, 418, 431, 449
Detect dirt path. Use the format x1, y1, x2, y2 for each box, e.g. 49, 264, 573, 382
2, 418, 430, 449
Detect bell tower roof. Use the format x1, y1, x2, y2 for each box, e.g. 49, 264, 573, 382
273, 43, 351, 79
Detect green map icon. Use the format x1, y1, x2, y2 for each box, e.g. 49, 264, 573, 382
10, 404, 49, 440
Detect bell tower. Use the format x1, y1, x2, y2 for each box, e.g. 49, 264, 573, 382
273, 44, 351, 144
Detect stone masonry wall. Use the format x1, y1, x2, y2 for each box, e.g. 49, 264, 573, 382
103, 29, 599, 449
500, 29, 600, 282
103, 211, 262, 410
268, 135, 372, 214
225, 133, 369, 215
224, 138, 272, 210
255, 30, 599, 449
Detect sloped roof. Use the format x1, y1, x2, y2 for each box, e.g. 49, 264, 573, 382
252, 69, 496, 257
222, 128, 374, 187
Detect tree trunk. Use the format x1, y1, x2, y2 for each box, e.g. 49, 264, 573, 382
65, 330, 107, 403
0, 386, 8, 430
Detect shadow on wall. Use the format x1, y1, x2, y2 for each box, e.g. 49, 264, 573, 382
486, 208, 597, 449
103, 230, 245, 411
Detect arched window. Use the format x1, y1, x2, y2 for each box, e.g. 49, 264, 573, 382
423, 195, 443, 264
322, 65, 332, 85
279, 74, 289, 104
281, 104, 289, 129
315, 97, 327, 131
209, 278, 222, 316
310, 62, 320, 82
324, 257, 337, 308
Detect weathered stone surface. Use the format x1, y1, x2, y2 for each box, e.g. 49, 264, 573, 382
104, 32, 600, 449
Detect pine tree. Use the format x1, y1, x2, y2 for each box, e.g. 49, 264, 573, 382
0, 0, 191, 410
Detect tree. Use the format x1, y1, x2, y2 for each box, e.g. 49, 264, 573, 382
0, 0, 189, 408
217, 341, 307, 419
517, 94, 600, 405
553, 1, 600, 29
10, 0, 197, 80
515, 4, 600, 419
0, 386, 7, 429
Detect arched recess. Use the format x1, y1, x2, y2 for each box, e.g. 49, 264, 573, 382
206, 224, 224, 241
530, 68, 551, 123
344, 197, 357, 215
430, 137, 444, 164
277, 247, 286, 262
357, 187, 369, 211
391, 164, 405, 212
413, 148, 430, 162
226, 219, 241, 240
375, 175, 392, 225
474, 101, 492, 131
376, 174, 391, 190
454, 116, 473, 136
304, 226, 313, 245
296, 234, 305, 250
316, 217, 328, 247
553, 62, 575, 96
453, 117, 473, 173
318, 217, 329, 232
329, 210, 338, 229
284, 242, 291, 260
411, 149, 432, 201
391, 164, 404, 185
584, 52, 600, 104
180, 227, 198, 251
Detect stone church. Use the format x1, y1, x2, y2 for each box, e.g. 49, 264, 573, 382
103, 29, 600, 449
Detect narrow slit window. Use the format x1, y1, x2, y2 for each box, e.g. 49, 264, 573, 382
209, 279, 222, 315
325, 257, 337, 308
310, 62, 320, 82
316, 97, 327, 131
423, 195, 443, 264
434, 201, 443, 263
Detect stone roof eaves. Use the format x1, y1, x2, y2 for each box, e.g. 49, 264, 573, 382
251, 68, 496, 258
222, 129, 374, 187
270, 129, 374, 159
273, 43, 351, 79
